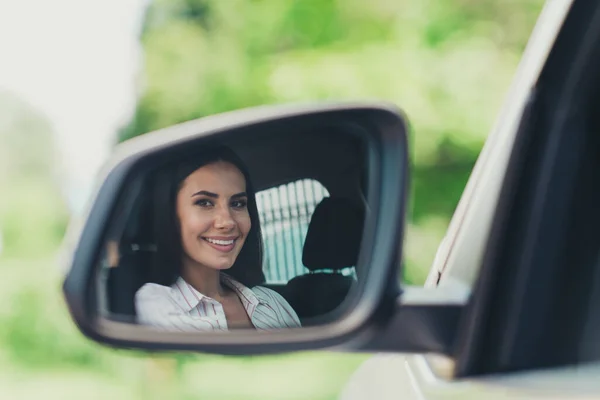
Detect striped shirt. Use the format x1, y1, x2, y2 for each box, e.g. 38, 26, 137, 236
135, 274, 301, 331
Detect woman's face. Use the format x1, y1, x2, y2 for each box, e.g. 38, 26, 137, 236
176, 161, 251, 272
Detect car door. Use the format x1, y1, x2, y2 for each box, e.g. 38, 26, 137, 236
339, 0, 583, 398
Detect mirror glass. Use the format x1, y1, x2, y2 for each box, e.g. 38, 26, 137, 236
94, 124, 371, 332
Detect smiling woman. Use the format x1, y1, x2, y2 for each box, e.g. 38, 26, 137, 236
134, 146, 301, 331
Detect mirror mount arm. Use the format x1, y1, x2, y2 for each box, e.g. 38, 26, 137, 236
361, 286, 468, 355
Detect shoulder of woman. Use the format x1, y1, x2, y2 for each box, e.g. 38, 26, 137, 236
252, 286, 296, 310
134, 283, 176, 324
134, 282, 172, 302
252, 286, 301, 327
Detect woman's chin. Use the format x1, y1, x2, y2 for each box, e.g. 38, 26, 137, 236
184, 252, 238, 271
207, 260, 235, 271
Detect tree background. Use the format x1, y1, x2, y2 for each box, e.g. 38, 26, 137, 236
119, 0, 543, 284
0, 1, 544, 398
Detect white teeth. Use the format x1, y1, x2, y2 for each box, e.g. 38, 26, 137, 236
205, 238, 234, 245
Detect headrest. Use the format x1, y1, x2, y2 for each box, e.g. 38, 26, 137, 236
302, 197, 364, 271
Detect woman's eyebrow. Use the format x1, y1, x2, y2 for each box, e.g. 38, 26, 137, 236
190, 191, 247, 198
231, 192, 247, 199
191, 190, 218, 198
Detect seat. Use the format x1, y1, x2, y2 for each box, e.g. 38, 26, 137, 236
284, 197, 364, 323
105, 183, 155, 320
106, 244, 154, 320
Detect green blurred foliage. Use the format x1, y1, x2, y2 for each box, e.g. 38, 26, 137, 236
0, 91, 69, 258
0, 278, 106, 370
0, 180, 68, 258
120, 0, 544, 284
0, 92, 55, 181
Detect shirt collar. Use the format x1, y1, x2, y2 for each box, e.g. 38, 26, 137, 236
221, 273, 261, 309
171, 276, 206, 312
170, 274, 261, 312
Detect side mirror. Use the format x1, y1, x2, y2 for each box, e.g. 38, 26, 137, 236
62, 102, 417, 355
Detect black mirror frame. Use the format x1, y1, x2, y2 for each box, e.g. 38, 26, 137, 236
61, 102, 410, 355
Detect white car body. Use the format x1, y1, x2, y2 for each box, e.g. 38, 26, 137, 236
340, 0, 600, 398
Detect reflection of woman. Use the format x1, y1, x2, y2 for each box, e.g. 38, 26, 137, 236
135, 146, 300, 331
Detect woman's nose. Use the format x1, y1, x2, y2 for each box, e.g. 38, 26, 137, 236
214, 206, 235, 229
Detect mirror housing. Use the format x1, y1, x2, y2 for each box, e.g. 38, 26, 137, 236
61, 102, 425, 355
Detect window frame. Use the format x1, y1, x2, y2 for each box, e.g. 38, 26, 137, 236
453, 0, 600, 377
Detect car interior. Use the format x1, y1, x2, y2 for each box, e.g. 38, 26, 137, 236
101, 123, 370, 327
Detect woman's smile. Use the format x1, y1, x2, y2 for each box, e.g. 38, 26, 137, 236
202, 236, 239, 252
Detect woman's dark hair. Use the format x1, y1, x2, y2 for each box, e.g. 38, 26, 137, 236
149, 145, 265, 288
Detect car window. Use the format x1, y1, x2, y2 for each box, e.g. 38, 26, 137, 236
256, 178, 330, 283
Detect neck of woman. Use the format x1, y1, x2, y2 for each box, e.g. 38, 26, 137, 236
181, 260, 229, 300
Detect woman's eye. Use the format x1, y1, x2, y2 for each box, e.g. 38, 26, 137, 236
231, 199, 247, 209
194, 199, 213, 207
